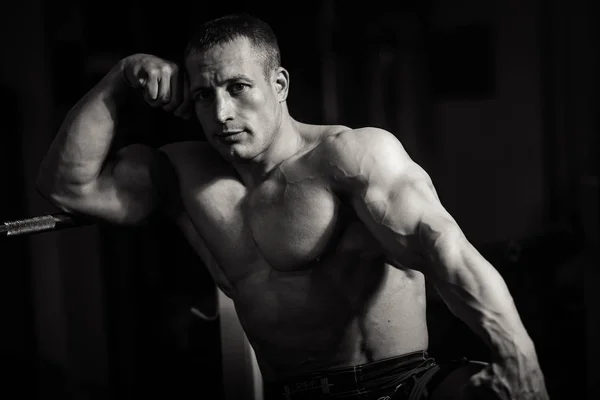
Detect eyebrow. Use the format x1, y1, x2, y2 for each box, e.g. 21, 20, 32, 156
192, 74, 253, 92
220, 74, 252, 84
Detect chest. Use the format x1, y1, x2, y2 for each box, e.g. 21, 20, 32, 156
185, 170, 347, 273
245, 175, 343, 269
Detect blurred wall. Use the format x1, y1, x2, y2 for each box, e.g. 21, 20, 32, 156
2, 1, 110, 398
429, 0, 545, 244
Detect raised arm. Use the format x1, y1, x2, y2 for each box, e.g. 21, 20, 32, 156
36, 54, 191, 225
325, 127, 549, 400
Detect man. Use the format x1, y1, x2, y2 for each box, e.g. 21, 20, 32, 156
36, 13, 549, 400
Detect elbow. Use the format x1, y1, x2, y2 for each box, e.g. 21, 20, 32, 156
34, 183, 76, 214
35, 172, 93, 215
35, 157, 64, 202
35, 185, 66, 212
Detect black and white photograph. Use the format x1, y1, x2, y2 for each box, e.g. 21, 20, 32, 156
1, 1, 597, 399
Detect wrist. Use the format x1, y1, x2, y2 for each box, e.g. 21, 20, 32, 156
97, 60, 133, 105
491, 333, 538, 364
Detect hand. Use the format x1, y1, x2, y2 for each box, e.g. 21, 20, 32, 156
121, 53, 192, 119
462, 357, 549, 400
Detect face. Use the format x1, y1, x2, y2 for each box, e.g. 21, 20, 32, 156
185, 37, 289, 162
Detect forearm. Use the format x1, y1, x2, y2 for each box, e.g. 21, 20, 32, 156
37, 61, 129, 197
429, 232, 538, 361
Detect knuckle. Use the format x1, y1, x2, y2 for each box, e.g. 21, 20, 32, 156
161, 63, 175, 75
147, 68, 160, 78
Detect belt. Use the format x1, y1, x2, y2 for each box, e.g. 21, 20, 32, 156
264, 351, 437, 399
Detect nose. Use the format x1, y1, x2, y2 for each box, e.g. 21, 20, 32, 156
214, 93, 234, 124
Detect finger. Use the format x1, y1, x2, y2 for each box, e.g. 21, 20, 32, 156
163, 67, 182, 112
143, 69, 160, 105
137, 77, 146, 88
122, 60, 142, 88
158, 65, 174, 105
461, 370, 492, 400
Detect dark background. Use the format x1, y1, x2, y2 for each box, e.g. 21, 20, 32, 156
1, 0, 597, 399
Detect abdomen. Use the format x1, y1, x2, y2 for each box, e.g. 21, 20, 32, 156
232, 255, 429, 382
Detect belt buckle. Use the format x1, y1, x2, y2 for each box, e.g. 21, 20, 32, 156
282, 376, 334, 398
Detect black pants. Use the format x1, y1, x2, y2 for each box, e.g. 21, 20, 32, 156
263, 351, 467, 400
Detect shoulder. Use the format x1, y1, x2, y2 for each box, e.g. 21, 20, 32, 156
324, 126, 402, 146
317, 127, 417, 185
322, 127, 412, 166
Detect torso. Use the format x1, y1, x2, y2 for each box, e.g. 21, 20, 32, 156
161, 127, 429, 382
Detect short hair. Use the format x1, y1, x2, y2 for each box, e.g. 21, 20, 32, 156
184, 13, 281, 77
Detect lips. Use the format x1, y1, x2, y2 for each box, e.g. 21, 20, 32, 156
218, 130, 244, 137
216, 130, 245, 142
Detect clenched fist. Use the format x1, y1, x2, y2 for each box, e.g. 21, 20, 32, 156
121, 53, 192, 119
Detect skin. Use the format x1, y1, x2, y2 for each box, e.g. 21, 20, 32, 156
37, 36, 549, 399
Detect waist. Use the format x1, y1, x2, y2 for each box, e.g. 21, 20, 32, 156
264, 350, 435, 399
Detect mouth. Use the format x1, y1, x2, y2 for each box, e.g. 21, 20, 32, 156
217, 130, 245, 142
220, 130, 243, 136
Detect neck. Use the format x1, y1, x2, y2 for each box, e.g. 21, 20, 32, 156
233, 116, 304, 187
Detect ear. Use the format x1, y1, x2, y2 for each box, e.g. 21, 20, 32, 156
272, 67, 289, 102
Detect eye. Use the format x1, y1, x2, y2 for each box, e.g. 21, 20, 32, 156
195, 89, 213, 101
230, 83, 247, 94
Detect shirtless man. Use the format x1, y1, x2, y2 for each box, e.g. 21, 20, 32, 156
36, 13, 549, 400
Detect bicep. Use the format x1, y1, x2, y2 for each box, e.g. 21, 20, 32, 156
84, 143, 164, 225
326, 128, 458, 270
352, 163, 458, 272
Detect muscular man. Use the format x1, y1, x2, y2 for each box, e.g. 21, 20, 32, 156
36, 13, 549, 400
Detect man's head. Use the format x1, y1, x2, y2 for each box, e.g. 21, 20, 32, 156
185, 13, 281, 79
184, 13, 290, 162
